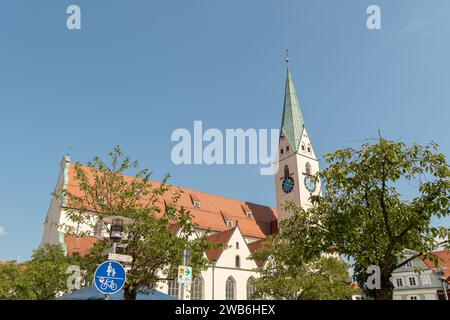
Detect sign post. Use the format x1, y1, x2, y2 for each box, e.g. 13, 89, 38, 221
177, 248, 192, 300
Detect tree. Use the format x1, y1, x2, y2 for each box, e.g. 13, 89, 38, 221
308, 138, 450, 299
0, 244, 71, 300
251, 203, 356, 300
59, 147, 218, 300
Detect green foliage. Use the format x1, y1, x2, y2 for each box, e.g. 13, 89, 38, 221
0, 244, 71, 300
59, 146, 218, 300
251, 206, 355, 300
309, 138, 450, 299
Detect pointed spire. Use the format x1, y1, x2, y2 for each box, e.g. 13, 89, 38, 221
280, 62, 305, 152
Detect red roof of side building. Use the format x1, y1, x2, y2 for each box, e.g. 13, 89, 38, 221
247, 238, 268, 267
64, 236, 98, 257
205, 228, 236, 261
423, 250, 450, 283
65, 163, 277, 239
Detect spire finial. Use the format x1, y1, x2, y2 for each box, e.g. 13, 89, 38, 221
285, 49, 289, 65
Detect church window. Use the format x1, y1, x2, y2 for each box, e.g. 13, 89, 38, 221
247, 277, 256, 300
236, 242, 239, 249
167, 279, 179, 298
305, 162, 312, 175
307, 144, 311, 153
301, 143, 305, 151
235, 255, 241, 268
191, 276, 204, 300
286, 146, 289, 152
280, 148, 284, 154
225, 277, 236, 300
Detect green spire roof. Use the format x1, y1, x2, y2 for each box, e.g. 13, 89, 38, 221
281, 66, 305, 152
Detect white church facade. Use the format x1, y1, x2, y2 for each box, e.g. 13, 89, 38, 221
40, 64, 322, 300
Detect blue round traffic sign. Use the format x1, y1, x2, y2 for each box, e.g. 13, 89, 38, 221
94, 260, 127, 295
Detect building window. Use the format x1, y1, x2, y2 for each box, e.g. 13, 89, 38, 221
246, 211, 253, 219
247, 277, 256, 300
191, 276, 204, 300
406, 260, 413, 267
421, 275, 431, 286
193, 201, 201, 209
280, 148, 284, 154
225, 277, 236, 300
286, 146, 289, 152
236, 242, 239, 249
408, 277, 417, 286
226, 220, 234, 228
395, 278, 403, 287
407, 295, 419, 300
301, 143, 305, 151
235, 255, 241, 268
307, 144, 311, 153
305, 162, 311, 175
167, 280, 179, 298
284, 165, 290, 178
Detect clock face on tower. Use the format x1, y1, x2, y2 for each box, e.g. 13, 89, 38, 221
282, 177, 295, 193
304, 175, 316, 193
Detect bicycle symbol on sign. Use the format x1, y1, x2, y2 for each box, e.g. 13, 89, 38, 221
98, 277, 118, 291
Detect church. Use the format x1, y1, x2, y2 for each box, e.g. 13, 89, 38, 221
40, 63, 322, 300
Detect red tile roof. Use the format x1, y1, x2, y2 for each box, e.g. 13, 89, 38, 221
64, 236, 98, 257
247, 238, 267, 267
205, 228, 236, 261
65, 163, 277, 239
423, 250, 450, 283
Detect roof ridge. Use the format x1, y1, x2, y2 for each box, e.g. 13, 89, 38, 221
70, 164, 276, 210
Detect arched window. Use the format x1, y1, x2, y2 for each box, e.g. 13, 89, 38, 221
247, 277, 256, 300
305, 162, 312, 176
191, 276, 204, 300
167, 279, 179, 298
235, 255, 241, 268
225, 277, 236, 300
301, 143, 306, 151
284, 165, 290, 178
307, 144, 312, 153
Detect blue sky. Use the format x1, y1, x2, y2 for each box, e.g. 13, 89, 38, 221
0, 0, 449, 261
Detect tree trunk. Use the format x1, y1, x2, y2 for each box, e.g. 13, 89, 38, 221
124, 286, 137, 300
375, 275, 393, 300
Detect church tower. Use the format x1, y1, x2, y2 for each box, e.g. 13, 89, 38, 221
275, 62, 321, 222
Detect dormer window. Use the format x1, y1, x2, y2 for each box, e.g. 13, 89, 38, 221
190, 194, 201, 209
241, 204, 253, 219
226, 220, 234, 228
